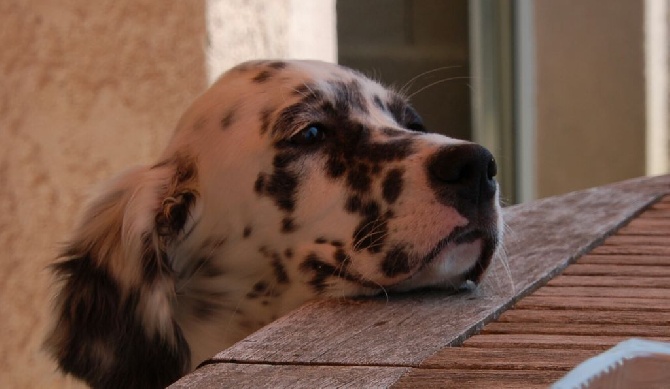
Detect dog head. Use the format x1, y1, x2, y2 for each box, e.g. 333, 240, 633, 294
46, 60, 502, 388
173, 60, 501, 293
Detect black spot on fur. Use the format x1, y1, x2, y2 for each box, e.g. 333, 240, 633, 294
345, 195, 362, 213
284, 248, 294, 259
264, 170, 298, 212
333, 248, 348, 263
246, 281, 269, 299
273, 152, 300, 169
363, 139, 415, 163
47, 255, 190, 389
382, 246, 412, 277
268, 61, 288, 70
315, 237, 328, 244
221, 108, 236, 130
326, 156, 347, 178
371, 164, 382, 175
272, 256, 290, 284
352, 215, 387, 253
329, 79, 368, 114
300, 253, 337, 293
331, 240, 344, 247
347, 163, 371, 192
254, 281, 268, 292
252, 69, 274, 83
362, 200, 381, 219
254, 173, 266, 194
243, 226, 252, 238
350, 200, 390, 253
382, 168, 404, 204
281, 217, 297, 233
259, 107, 274, 135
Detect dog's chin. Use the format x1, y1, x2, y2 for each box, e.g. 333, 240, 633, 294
388, 233, 496, 293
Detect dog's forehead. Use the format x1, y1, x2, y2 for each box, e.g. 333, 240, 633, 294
171, 59, 412, 148
221, 59, 389, 100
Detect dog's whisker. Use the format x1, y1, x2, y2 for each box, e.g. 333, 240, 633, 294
407, 76, 472, 100
399, 66, 462, 96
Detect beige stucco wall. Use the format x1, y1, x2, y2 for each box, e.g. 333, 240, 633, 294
0, 1, 206, 387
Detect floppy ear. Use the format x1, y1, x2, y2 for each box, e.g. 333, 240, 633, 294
44, 155, 199, 389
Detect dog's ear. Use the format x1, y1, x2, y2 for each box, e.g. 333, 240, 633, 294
45, 155, 199, 389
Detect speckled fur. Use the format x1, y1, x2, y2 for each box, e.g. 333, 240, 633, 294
45, 60, 502, 388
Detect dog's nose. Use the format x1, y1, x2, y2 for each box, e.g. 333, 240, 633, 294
427, 144, 497, 206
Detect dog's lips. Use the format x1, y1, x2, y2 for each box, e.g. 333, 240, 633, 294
386, 227, 497, 292
420, 228, 486, 267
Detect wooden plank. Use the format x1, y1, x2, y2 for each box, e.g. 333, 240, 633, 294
420, 347, 597, 371
531, 285, 670, 299
625, 211, 670, 220
481, 322, 670, 337
546, 275, 670, 288
617, 217, 670, 229
214, 176, 669, 366
576, 254, 670, 265
392, 369, 565, 389
602, 235, 670, 246
496, 309, 670, 325
560, 264, 670, 277
512, 295, 670, 311
170, 363, 409, 389
462, 334, 670, 350
617, 222, 670, 235
588, 245, 670, 255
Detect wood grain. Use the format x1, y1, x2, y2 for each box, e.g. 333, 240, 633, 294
496, 309, 670, 325
170, 363, 409, 389
420, 347, 596, 370
392, 369, 566, 389
461, 334, 670, 350
482, 322, 670, 337
546, 275, 670, 288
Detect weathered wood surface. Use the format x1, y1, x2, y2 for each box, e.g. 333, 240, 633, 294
391, 194, 670, 388
170, 175, 670, 388
172, 363, 409, 389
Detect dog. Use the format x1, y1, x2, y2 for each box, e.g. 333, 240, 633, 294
45, 60, 502, 388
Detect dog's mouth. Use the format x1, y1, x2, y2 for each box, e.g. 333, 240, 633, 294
383, 225, 499, 292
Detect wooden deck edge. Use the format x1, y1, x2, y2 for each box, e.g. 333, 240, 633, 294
170, 174, 670, 388
170, 363, 410, 389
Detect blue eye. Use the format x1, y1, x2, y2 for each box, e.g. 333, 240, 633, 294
290, 124, 326, 145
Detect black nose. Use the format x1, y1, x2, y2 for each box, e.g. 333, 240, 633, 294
427, 144, 497, 207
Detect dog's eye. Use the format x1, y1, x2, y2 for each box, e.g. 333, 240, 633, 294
290, 125, 326, 145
